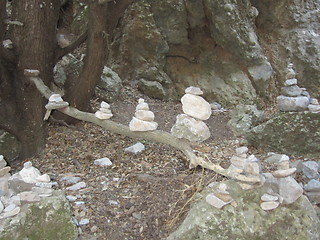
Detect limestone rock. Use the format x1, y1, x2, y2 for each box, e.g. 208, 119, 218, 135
185, 86, 203, 95
205, 193, 230, 209
260, 201, 280, 211
138, 79, 167, 99
246, 112, 320, 158
0, 191, 78, 239
94, 157, 112, 167
284, 78, 297, 86
60, 176, 82, 185
171, 114, 210, 142
124, 142, 145, 154
96, 66, 123, 99
272, 168, 296, 178
277, 95, 309, 112
18, 161, 41, 184
278, 176, 303, 204
0, 167, 11, 177
0, 155, 7, 169
302, 161, 320, 180
168, 181, 320, 240
261, 193, 279, 202
66, 181, 86, 191
129, 117, 158, 132
304, 179, 320, 192
135, 110, 155, 121
95, 111, 113, 120
281, 85, 304, 97
181, 94, 211, 120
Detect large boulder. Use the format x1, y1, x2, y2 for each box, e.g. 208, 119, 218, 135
0, 191, 78, 240
168, 181, 320, 240
246, 112, 320, 157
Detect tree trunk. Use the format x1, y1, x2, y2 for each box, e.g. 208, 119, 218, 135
64, 1, 108, 112
0, 0, 60, 159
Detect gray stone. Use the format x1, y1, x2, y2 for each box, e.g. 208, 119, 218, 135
135, 110, 155, 121
96, 66, 122, 96
60, 176, 82, 185
0, 191, 78, 240
0, 155, 7, 169
138, 79, 167, 99
168, 181, 320, 240
79, 218, 90, 226
124, 142, 145, 154
260, 201, 279, 211
8, 173, 34, 193
66, 181, 86, 191
93, 157, 112, 167
185, 86, 203, 95
181, 94, 211, 120
0, 200, 3, 213
278, 176, 303, 204
18, 191, 40, 203
277, 95, 309, 112
284, 78, 298, 86
302, 161, 320, 180
246, 112, 320, 158
304, 179, 320, 192
281, 85, 304, 97
305, 192, 320, 205
0, 130, 21, 161
308, 104, 320, 113
205, 193, 230, 209
228, 105, 264, 136
171, 114, 210, 142
0, 174, 10, 197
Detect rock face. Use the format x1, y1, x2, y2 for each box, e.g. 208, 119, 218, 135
0, 191, 78, 240
168, 181, 320, 240
246, 112, 320, 157
107, 0, 320, 106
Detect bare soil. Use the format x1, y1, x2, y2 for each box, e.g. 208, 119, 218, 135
12, 86, 253, 240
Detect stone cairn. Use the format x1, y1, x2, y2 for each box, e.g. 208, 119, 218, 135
277, 63, 320, 112
171, 86, 212, 142
129, 98, 158, 131
0, 155, 54, 219
95, 101, 113, 120
206, 148, 303, 211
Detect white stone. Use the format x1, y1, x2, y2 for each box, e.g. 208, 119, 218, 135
135, 110, 155, 121
308, 104, 320, 113
181, 94, 212, 120
49, 94, 63, 102
185, 86, 203, 95
272, 168, 296, 178
278, 160, 290, 170
277, 95, 309, 112
100, 101, 110, 109
0, 166, 11, 177
136, 102, 149, 111
66, 181, 86, 191
284, 78, 297, 86
235, 146, 248, 156
311, 98, 319, 105
0, 200, 3, 213
247, 154, 259, 162
74, 201, 85, 206
228, 164, 243, 174
3, 203, 16, 212
230, 155, 246, 169
0, 155, 7, 169
35, 182, 53, 188
129, 117, 158, 131
66, 195, 77, 201
94, 157, 112, 167
171, 114, 210, 142
205, 193, 230, 209
124, 142, 145, 154
261, 193, 279, 202
260, 201, 280, 211
19, 162, 42, 184
3, 39, 13, 49
99, 108, 112, 114
0, 206, 20, 219
32, 187, 53, 195
79, 218, 90, 226
244, 162, 260, 176
95, 111, 113, 120
36, 174, 51, 183
45, 101, 69, 110
138, 98, 144, 104
18, 191, 40, 202
278, 176, 303, 204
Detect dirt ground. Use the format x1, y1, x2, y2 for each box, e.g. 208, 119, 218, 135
11, 86, 256, 240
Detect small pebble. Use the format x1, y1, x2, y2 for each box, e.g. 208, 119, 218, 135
79, 218, 90, 226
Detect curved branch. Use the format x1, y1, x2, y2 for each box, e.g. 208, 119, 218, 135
29, 76, 263, 183
55, 30, 88, 62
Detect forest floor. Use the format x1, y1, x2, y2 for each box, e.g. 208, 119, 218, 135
12, 86, 266, 240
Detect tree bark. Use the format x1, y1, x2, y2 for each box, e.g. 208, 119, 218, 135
0, 0, 60, 159
64, 1, 108, 112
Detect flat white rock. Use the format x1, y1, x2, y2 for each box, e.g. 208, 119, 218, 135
260, 201, 279, 210
206, 193, 230, 209
66, 181, 86, 191
79, 218, 90, 226
129, 117, 158, 131
95, 111, 113, 119
0, 200, 3, 213
0, 206, 20, 219
124, 142, 145, 154
94, 157, 112, 167
181, 94, 211, 120
19, 162, 42, 183
36, 174, 51, 183
100, 101, 110, 109
0, 166, 11, 177
261, 193, 279, 202
279, 176, 303, 204
135, 110, 155, 121
0, 155, 7, 169
272, 168, 296, 178
235, 146, 248, 156
61, 176, 82, 185
18, 191, 40, 202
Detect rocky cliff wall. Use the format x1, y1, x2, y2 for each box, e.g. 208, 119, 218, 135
107, 0, 320, 107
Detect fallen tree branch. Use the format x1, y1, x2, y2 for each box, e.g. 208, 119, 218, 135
29, 76, 263, 183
